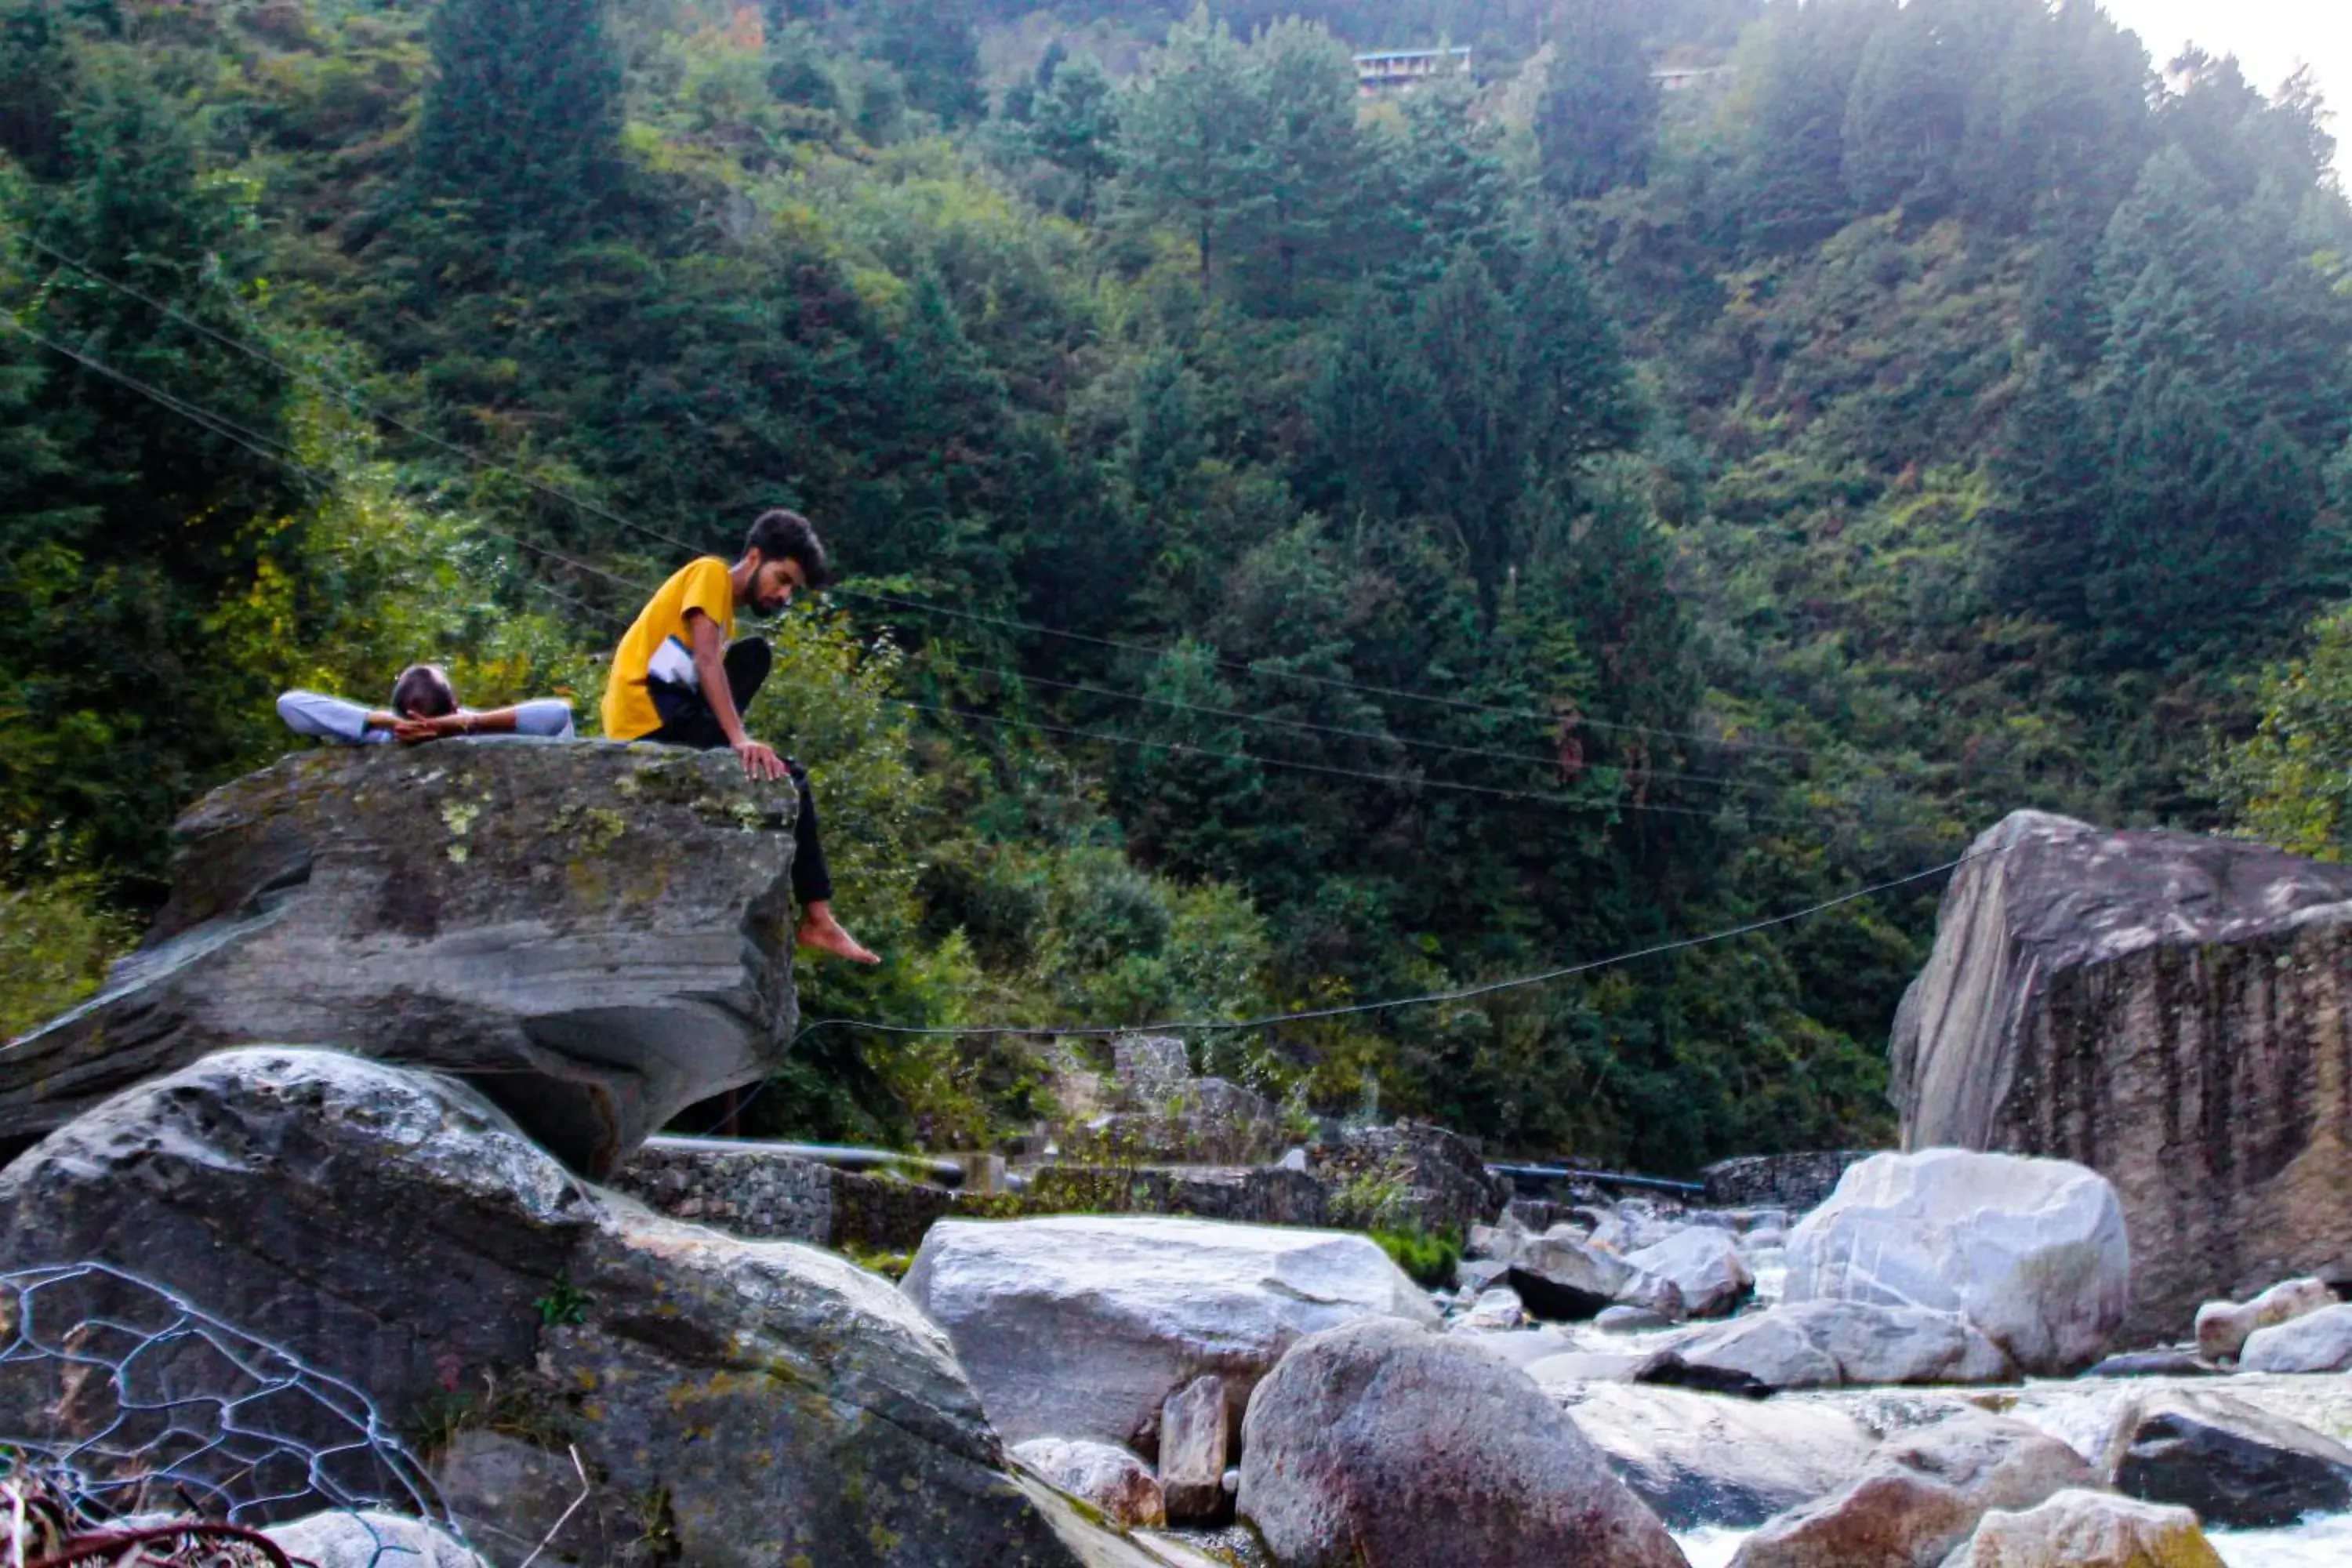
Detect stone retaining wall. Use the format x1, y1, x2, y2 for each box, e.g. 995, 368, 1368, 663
1698, 1149, 1878, 1211
612, 1138, 953, 1251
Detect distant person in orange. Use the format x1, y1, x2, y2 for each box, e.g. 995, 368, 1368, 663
601, 509, 878, 965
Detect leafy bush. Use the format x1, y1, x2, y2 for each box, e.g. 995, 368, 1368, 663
1370, 1228, 1460, 1291
0, 874, 129, 1040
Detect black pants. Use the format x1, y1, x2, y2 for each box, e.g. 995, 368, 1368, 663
648, 638, 833, 905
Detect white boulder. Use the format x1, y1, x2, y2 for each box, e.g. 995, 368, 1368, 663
1627, 1228, 1755, 1319
2196, 1277, 2339, 1363
900, 1216, 1439, 1447
1784, 1149, 2129, 1374
2241, 1301, 2352, 1374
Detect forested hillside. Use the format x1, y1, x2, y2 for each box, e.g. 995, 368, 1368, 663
4, 0, 2349, 1171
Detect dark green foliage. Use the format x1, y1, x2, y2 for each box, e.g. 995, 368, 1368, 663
1370, 1228, 1460, 1287
7, 0, 2350, 1178
1536, 0, 1657, 201
1027, 53, 1117, 216
869, 0, 985, 128
412, 0, 624, 245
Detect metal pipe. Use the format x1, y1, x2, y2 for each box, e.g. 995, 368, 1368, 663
642, 1135, 965, 1187
1488, 1162, 1707, 1197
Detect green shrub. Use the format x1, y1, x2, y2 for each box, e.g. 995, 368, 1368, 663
0, 874, 129, 1040
1370, 1228, 1460, 1290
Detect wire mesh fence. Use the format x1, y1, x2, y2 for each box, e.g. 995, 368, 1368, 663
0, 1261, 470, 1567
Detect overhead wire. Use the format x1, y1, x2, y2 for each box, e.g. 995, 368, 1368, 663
843, 587, 1819, 757
793, 844, 1987, 1041
694, 840, 1989, 1128
916, 652, 1798, 797
891, 697, 1810, 824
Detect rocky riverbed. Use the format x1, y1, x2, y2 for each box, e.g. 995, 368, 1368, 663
9, 756, 2352, 1566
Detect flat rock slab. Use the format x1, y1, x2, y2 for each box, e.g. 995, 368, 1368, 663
1551, 1381, 1881, 1529
0, 743, 800, 1174
899, 1214, 1439, 1449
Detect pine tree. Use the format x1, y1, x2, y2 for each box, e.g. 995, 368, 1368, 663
1029, 54, 1119, 220
871, 0, 986, 128
1412, 249, 1525, 608
1984, 350, 2103, 626
1511, 221, 1642, 471
1734, 0, 1882, 251
1234, 17, 1363, 305
1119, 8, 1266, 284
1840, 0, 1964, 214
0, 0, 74, 179
413, 0, 624, 244
1535, 0, 1659, 201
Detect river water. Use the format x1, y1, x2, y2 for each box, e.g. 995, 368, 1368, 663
1673, 1513, 2352, 1566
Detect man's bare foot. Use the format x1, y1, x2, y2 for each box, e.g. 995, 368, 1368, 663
796, 902, 880, 964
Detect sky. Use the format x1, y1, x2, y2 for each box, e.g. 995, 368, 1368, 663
2100, 0, 2350, 163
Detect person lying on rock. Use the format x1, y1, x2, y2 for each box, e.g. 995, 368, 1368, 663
278, 664, 575, 745
601, 507, 880, 967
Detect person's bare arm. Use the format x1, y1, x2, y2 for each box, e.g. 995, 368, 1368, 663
688, 611, 786, 779
392, 708, 516, 742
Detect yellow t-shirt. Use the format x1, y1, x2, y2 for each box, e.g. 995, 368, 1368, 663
601, 557, 738, 740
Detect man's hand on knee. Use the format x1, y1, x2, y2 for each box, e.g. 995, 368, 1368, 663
735, 739, 788, 781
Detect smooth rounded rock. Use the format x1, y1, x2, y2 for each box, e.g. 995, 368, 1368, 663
1657, 1298, 2012, 1392
0, 1047, 1091, 1568
1940, 1488, 2222, 1568
1014, 1439, 1167, 1529
2240, 1301, 2352, 1374
1237, 1318, 1690, 1568
1626, 1228, 1755, 1319
2114, 1388, 2352, 1528
266, 1512, 491, 1568
1728, 1409, 2092, 1568
2196, 1278, 2338, 1363
1784, 1148, 2129, 1374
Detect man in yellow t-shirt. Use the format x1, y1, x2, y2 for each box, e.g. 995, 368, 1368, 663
603, 509, 877, 965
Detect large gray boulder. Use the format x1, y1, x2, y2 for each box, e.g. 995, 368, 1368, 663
0, 1047, 1091, 1568
1890, 809, 2352, 1340
2111, 1387, 2352, 1528
1655, 1298, 2013, 1392
1549, 1381, 1880, 1528
900, 1215, 1439, 1450
1784, 1148, 2128, 1374
0, 744, 800, 1175
1236, 1318, 1689, 1568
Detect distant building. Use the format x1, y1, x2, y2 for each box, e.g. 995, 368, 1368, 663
1354, 46, 1472, 93
1651, 65, 1735, 93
